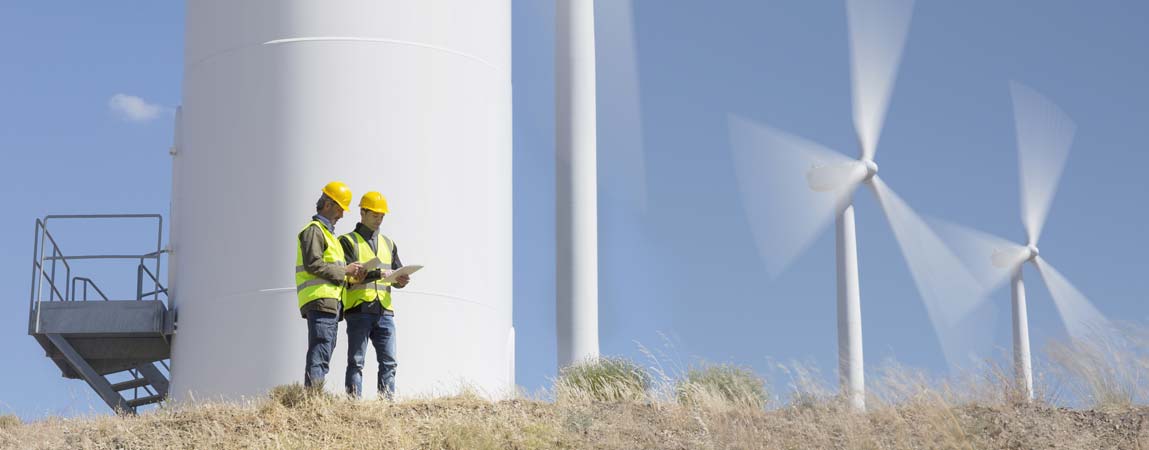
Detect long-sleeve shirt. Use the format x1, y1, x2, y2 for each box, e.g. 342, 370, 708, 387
340, 222, 403, 315
298, 214, 347, 318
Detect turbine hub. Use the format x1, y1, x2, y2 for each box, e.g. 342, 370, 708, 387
862, 159, 879, 182
1026, 245, 1040, 261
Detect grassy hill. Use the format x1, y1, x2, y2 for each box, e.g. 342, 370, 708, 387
2, 389, 1147, 449
4, 333, 1149, 449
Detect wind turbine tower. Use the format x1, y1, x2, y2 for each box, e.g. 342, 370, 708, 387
555, 0, 601, 369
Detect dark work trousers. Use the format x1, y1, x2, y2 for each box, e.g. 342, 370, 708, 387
304, 310, 339, 388
344, 312, 397, 398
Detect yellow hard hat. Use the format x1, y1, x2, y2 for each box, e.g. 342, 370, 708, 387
359, 191, 389, 214
322, 181, 353, 211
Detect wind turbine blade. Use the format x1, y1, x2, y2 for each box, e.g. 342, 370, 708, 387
1033, 256, 1114, 344
596, 0, 648, 214
728, 114, 860, 278
1011, 81, 1076, 245
846, 0, 915, 160
928, 218, 1027, 293
869, 176, 995, 370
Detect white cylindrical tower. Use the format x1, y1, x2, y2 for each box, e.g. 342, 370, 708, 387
1011, 269, 1033, 400
554, 0, 600, 369
170, 0, 513, 401
836, 204, 865, 411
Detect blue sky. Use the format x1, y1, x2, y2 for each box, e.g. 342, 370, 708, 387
2, 2, 1147, 419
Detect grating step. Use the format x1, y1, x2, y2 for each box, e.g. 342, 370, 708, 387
110, 377, 150, 392
126, 394, 164, 408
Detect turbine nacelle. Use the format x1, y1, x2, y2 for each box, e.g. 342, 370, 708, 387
805, 159, 878, 192
990, 245, 1039, 269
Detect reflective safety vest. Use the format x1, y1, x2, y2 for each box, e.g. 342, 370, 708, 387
340, 231, 394, 311
295, 220, 346, 309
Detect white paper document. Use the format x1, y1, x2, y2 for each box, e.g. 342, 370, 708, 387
382, 265, 423, 283
363, 257, 384, 271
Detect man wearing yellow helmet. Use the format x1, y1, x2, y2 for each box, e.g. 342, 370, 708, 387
338, 191, 411, 399
296, 181, 366, 390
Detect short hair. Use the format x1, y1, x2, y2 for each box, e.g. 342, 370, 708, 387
316, 194, 334, 213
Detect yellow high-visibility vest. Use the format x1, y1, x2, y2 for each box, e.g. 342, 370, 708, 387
339, 231, 394, 311
295, 220, 346, 308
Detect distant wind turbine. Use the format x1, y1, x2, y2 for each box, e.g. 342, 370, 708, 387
729, 0, 990, 411
932, 82, 1113, 401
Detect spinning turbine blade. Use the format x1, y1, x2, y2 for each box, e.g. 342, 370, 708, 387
729, 114, 861, 277
596, 0, 648, 214
846, 0, 915, 160
869, 176, 994, 369
929, 218, 1028, 293
1033, 256, 1114, 343
1011, 81, 1076, 245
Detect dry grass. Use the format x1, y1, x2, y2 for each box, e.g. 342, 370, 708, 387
676, 364, 768, 410
1047, 323, 1149, 410
554, 357, 650, 404
0, 415, 19, 430
3, 383, 1146, 450
4, 328, 1149, 449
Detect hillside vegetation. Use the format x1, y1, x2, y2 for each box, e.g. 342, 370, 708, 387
4, 330, 1149, 449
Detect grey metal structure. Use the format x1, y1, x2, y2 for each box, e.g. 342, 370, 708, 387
28, 214, 175, 414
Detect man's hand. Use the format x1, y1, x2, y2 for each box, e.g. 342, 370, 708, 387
395, 274, 411, 288
346, 262, 366, 280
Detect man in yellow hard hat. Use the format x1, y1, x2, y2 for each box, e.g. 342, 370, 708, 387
296, 181, 366, 389
339, 191, 411, 399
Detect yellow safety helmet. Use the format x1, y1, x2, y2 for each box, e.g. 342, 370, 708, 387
359, 191, 389, 214
322, 181, 353, 211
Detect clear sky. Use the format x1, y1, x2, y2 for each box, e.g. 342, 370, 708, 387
2, 1, 1146, 419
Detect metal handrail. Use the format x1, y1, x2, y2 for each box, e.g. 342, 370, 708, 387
32, 263, 67, 305
71, 277, 110, 302
45, 254, 164, 261
129, 369, 139, 401
29, 214, 168, 334
30, 219, 72, 332
137, 263, 168, 301
32, 220, 73, 301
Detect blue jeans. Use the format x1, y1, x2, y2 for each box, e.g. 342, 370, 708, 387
345, 312, 397, 398
304, 310, 339, 388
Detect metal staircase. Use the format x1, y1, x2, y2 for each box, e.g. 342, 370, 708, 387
28, 215, 175, 415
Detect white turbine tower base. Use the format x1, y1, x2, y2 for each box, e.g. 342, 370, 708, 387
170, 0, 514, 401
1010, 268, 1033, 399
836, 205, 865, 410
555, 0, 600, 369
